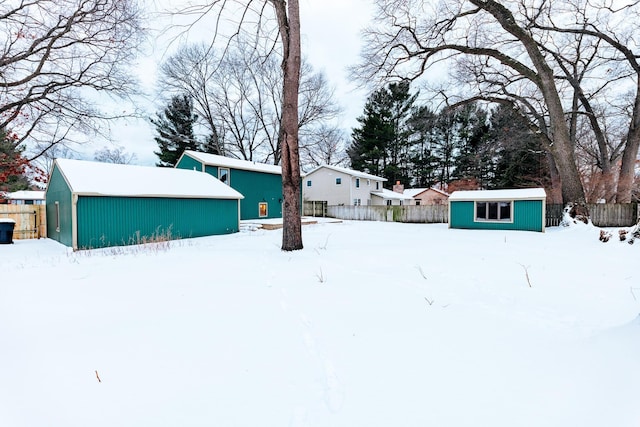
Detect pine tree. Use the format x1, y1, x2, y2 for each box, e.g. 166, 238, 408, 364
0, 127, 30, 195
348, 81, 417, 185
151, 94, 201, 167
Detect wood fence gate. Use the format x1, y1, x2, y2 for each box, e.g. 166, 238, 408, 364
0, 205, 46, 239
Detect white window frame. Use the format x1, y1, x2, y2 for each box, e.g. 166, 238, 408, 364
474, 200, 514, 223
219, 167, 230, 185
55, 201, 60, 232
353, 198, 361, 206
258, 202, 268, 218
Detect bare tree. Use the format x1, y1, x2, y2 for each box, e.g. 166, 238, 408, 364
355, 0, 591, 204
165, 0, 303, 250
300, 125, 349, 170
157, 40, 340, 165
94, 146, 138, 165
0, 0, 145, 161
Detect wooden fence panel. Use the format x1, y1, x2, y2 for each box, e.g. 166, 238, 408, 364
0, 205, 46, 239
546, 203, 638, 228
327, 205, 448, 223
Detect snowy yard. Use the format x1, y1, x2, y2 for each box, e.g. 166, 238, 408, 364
1, 220, 639, 427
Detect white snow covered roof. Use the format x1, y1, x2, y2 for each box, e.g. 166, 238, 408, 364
304, 164, 387, 181
449, 188, 546, 201
51, 159, 244, 199
181, 151, 282, 175
7, 190, 45, 200
372, 189, 414, 200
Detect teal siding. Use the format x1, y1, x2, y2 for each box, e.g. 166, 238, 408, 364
175, 156, 204, 172
450, 200, 544, 232
204, 165, 218, 177
76, 196, 239, 249
230, 169, 282, 220
45, 166, 73, 246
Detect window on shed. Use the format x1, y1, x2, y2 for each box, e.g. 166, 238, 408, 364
258, 202, 268, 217
475, 201, 512, 221
219, 168, 230, 185
55, 201, 60, 232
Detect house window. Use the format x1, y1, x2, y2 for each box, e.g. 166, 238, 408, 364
55, 201, 60, 232
306, 180, 312, 187
399, 200, 403, 206
415, 199, 421, 206
355, 178, 360, 188
475, 201, 512, 221
376, 182, 380, 190
336, 177, 342, 185
219, 167, 230, 185
259, 202, 268, 218
367, 179, 371, 186
353, 198, 361, 206
386, 200, 392, 206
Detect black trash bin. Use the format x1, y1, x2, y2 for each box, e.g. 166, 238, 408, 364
0, 218, 16, 244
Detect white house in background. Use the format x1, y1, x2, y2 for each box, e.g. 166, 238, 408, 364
5, 190, 45, 205
303, 165, 389, 206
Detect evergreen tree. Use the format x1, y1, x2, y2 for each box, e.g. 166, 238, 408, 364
151, 94, 201, 167
451, 103, 492, 186
487, 105, 550, 189
0, 127, 30, 194
407, 105, 440, 187
349, 81, 417, 185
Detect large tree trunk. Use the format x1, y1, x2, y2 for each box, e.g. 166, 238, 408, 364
471, 0, 587, 205
616, 82, 640, 203
272, 0, 303, 251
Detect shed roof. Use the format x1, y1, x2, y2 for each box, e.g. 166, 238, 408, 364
7, 190, 45, 200
51, 159, 244, 199
304, 164, 387, 181
181, 151, 282, 175
449, 188, 546, 201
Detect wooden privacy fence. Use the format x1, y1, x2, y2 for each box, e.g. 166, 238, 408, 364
0, 205, 46, 239
327, 205, 448, 223
324, 203, 637, 227
546, 203, 638, 228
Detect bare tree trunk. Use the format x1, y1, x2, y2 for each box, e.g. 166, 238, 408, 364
546, 152, 563, 204
271, 0, 303, 251
617, 82, 640, 203
470, 0, 586, 205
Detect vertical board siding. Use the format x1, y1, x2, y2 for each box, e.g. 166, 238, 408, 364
45, 165, 74, 246
0, 205, 46, 239
327, 205, 448, 223
230, 169, 283, 220
76, 196, 238, 249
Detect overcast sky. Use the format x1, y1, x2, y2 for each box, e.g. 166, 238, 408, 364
103, 0, 375, 166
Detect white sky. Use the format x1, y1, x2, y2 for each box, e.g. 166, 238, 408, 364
102, 0, 375, 166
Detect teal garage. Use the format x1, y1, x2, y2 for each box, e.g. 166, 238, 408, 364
448, 188, 547, 232
46, 159, 243, 250
176, 150, 283, 220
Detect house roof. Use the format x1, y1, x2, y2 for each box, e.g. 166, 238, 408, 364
181, 151, 282, 175
7, 190, 45, 200
448, 188, 546, 201
50, 159, 244, 199
403, 187, 449, 198
372, 189, 414, 200
304, 164, 387, 181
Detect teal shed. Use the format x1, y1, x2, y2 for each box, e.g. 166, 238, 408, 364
45, 158, 244, 250
176, 151, 283, 220
448, 188, 547, 232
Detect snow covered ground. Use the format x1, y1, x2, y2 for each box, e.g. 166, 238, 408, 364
1, 220, 638, 427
